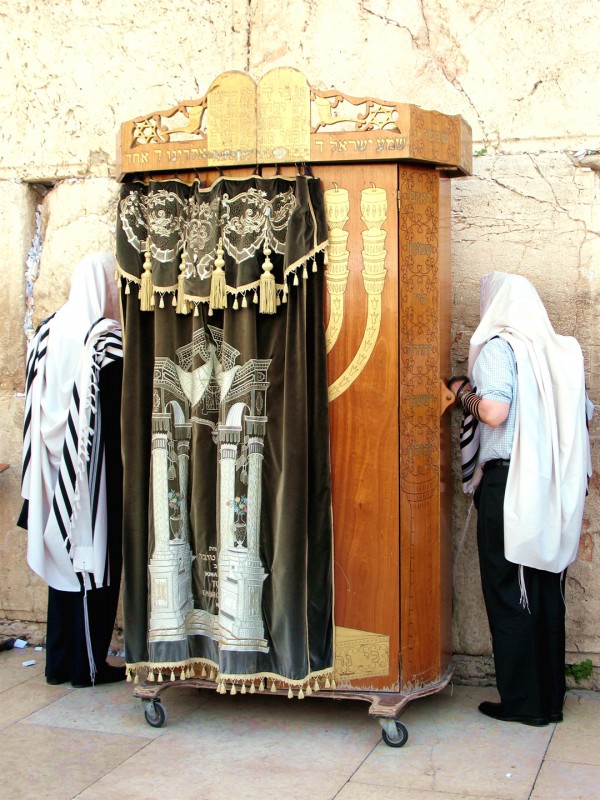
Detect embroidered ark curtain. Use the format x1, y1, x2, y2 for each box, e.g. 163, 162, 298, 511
116, 174, 335, 694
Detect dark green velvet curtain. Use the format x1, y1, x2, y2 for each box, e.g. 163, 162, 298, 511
116, 174, 335, 694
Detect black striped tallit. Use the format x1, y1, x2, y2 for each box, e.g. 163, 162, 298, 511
459, 385, 480, 492
22, 316, 123, 586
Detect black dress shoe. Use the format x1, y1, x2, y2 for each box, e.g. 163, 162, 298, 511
72, 664, 126, 688
478, 701, 549, 727
46, 676, 69, 685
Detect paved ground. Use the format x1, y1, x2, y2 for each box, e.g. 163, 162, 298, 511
1, 646, 599, 799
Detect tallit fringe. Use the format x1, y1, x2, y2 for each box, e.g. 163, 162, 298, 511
83, 589, 97, 686
126, 659, 336, 698
518, 564, 530, 612
117, 241, 328, 316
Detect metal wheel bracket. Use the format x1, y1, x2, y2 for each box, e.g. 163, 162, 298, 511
378, 718, 409, 747
143, 699, 167, 728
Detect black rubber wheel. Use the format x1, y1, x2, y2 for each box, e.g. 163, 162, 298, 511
381, 720, 409, 747
144, 701, 167, 728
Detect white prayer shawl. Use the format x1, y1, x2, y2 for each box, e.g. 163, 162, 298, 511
21, 253, 122, 592
468, 272, 592, 573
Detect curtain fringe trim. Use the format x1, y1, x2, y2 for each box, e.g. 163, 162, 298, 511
116, 240, 328, 315
125, 659, 336, 696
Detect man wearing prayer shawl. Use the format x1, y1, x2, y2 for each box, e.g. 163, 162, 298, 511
19, 252, 126, 688
449, 272, 593, 726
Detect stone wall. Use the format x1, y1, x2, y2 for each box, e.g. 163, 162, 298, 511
1, 0, 598, 684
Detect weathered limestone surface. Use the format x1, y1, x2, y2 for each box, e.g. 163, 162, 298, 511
0, 0, 598, 679
451, 153, 600, 664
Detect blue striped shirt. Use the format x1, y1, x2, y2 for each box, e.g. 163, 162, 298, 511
472, 337, 517, 464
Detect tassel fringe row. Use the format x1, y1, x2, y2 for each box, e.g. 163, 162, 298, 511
126, 659, 336, 699
117, 241, 327, 316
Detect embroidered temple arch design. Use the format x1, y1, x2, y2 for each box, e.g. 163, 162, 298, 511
148, 326, 271, 655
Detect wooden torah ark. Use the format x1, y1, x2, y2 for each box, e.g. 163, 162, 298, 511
118, 68, 470, 712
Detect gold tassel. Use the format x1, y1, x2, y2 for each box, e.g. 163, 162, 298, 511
124, 281, 131, 295
331, 678, 337, 689
253, 291, 259, 305
117, 274, 122, 289
230, 684, 237, 696
140, 243, 154, 311
134, 673, 139, 685
270, 680, 277, 693
303, 264, 308, 280
259, 679, 265, 692
194, 303, 200, 317
259, 244, 276, 314
287, 687, 293, 699
157, 672, 163, 683
159, 294, 165, 309
147, 670, 155, 682
241, 683, 247, 694
306, 684, 312, 696
180, 668, 186, 681
126, 669, 132, 683
177, 251, 191, 314
250, 682, 256, 694
201, 665, 207, 678
293, 272, 299, 286
276, 294, 281, 306
325, 677, 331, 689
209, 238, 227, 311
312, 259, 317, 273
313, 679, 320, 692
233, 296, 239, 310
169, 670, 175, 682
298, 688, 304, 700
242, 294, 248, 308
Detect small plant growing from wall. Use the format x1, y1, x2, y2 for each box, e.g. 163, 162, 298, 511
565, 658, 593, 684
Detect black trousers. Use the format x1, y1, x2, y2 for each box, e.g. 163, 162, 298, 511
475, 463, 566, 719
45, 582, 121, 684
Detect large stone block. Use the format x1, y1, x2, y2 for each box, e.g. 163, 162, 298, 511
32, 179, 121, 326
0, 393, 47, 622
248, 0, 600, 150
1, 1, 246, 180
0, 182, 37, 392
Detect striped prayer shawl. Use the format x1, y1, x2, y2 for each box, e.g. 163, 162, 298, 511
459, 387, 481, 493
22, 316, 123, 590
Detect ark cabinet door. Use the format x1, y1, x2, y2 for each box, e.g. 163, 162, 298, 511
320, 163, 400, 691
398, 166, 453, 690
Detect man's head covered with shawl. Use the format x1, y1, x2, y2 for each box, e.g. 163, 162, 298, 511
468, 271, 591, 573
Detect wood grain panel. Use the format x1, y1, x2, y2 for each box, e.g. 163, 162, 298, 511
439, 176, 453, 669
398, 166, 444, 689
319, 163, 400, 690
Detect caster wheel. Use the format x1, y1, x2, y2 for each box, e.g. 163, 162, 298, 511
144, 700, 167, 728
381, 720, 409, 748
